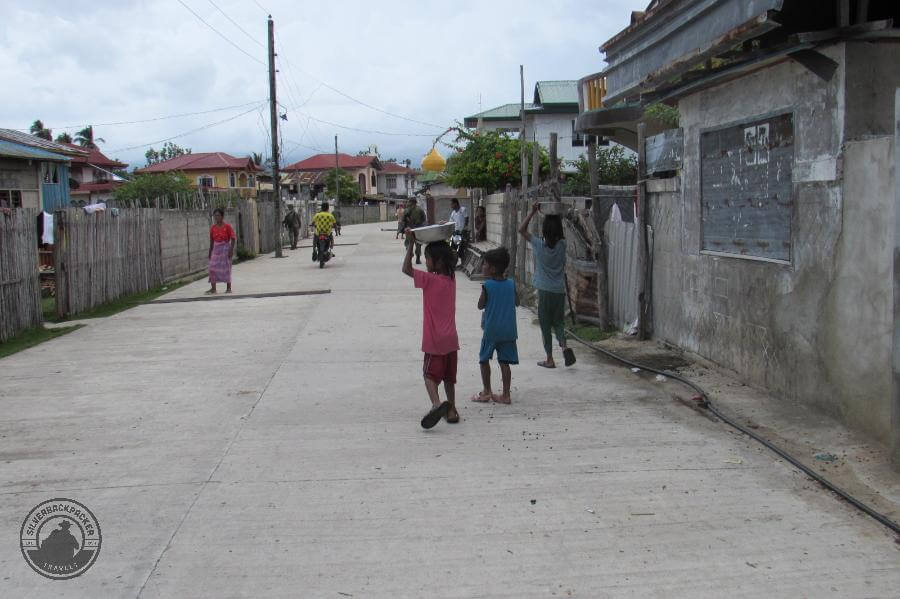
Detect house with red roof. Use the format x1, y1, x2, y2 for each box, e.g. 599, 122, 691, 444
135, 152, 263, 198
282, 153, 382, 197
376, 161, 417, 198
62, 143, 128, 204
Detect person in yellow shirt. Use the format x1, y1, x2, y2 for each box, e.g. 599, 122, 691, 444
311, 201, 337, 261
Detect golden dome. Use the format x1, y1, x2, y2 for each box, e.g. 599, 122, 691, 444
421, 147, 446, 172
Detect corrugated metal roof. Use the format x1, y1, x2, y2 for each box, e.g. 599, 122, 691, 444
283, 153, 380, 171
534, 80, 579, 105
0, 128, 87, 157
0, 139, 71, 162
135, 152, 263, 173
464, 103, 532, 123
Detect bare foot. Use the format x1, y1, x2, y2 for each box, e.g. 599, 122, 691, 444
493, 393, 511, 404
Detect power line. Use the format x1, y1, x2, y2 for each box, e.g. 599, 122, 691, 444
27, 101, 269, 131
277, 54, 445, 129
109, 104, 263, 153
288, 108, 436, 138
252, 0, 269, 14
176, 0, 265, 66
206, 0, 265, 48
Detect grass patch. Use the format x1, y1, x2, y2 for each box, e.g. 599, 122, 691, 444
48, 277, 196, 323
41, 296, 56, 321
567, 323, 616, 342
0, 325, 84, 359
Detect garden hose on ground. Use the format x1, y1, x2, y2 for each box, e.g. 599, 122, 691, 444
564, 328, 900, 536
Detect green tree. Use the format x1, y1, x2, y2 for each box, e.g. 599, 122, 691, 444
74, 125, 105, 149
323, 168, 361, 204
29, 120, 52, 140
443, 129, 547, 193
145, 142, 191, 165
113, 172, 193, 204
55, 132, 73, 144
644, 103, 680, 128
561, 145, 638, 195
251, 152, 263, 166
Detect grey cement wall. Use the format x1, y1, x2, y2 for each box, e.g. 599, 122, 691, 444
893, 88, 900, 467
160, 211, 211, 282
652, 42, 896, 445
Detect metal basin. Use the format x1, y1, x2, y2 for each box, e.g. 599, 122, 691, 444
411, 223, 455, 243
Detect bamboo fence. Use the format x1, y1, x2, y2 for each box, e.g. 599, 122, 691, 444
55, 208, 163, 318
0, 209, 42, 341
257, 201, 277, 254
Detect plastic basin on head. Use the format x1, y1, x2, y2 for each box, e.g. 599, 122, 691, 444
540, 202, 565, 215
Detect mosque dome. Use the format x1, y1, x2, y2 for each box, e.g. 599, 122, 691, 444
421, 147, 446, 172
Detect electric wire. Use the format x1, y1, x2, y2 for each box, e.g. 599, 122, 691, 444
108, 104, 263, 153
206, 0, 265, 48
25, 101, 269, 131
563, 328, 900, 536
176, 0, 265, 65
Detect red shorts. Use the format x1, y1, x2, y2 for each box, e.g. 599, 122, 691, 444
423, 351, 457, 384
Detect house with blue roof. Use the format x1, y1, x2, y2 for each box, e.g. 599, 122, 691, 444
463, 80, 594, 167
0, 129, 87, 211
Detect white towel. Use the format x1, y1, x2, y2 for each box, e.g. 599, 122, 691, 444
41, 212, 54, 245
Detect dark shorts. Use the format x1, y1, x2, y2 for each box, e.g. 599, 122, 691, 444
479, 338, 519, 364
423, 351, 457, 384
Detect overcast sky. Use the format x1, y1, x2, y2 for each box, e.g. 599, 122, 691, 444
1, 0, 647, 169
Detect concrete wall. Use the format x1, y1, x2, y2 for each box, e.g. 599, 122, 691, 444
893, 88, 900, 467
485, 192, 505, 246
160, 210, 211, 282
651, 41, 897, 444
527, 113, 587, 166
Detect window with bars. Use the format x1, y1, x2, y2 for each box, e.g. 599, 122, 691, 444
386, 175, 397, 190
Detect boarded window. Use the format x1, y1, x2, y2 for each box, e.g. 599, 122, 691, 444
700, 112, 793, 262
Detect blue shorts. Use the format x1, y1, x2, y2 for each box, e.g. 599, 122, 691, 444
479, 337, 519, 364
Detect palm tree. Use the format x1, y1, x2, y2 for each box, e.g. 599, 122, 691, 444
251, 152, 263, 166
55, 132, 73, 144
74, 126, 105, 149
29, 120, 52, 140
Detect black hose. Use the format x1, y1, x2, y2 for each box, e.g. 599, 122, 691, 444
564, 328, 900, 536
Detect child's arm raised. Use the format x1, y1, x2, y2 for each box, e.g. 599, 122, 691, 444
518, 201, 540, 241
401, 228, 415, 278
477, 285, 487, 310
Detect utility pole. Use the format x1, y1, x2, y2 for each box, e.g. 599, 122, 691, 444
334, 135, 339, 205
267, 15, 283, 258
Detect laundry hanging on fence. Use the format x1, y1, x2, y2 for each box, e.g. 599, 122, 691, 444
83, 202, 106, 214
41, 211, 54, 244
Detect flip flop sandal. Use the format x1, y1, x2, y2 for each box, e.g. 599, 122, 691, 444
537, 361, 556, 369
493, 394, 511, 404
421, 401, 450, 429
563, 348, 576, 367
470, 392, 491, 403
446, 408, 460, 424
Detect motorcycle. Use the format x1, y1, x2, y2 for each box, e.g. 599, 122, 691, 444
449, 231, 466, 269
312, 234, 332, 268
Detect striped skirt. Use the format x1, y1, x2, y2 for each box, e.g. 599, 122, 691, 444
209, 241, 232, 284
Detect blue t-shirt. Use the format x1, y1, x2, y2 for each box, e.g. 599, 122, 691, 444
530, 237, 567, 293
481, 278, 517, 342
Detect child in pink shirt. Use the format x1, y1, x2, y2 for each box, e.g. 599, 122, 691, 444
402, 228, 460, 428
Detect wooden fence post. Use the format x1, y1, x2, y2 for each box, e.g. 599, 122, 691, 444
636, 122, 649, 340
588, 140, 610, 328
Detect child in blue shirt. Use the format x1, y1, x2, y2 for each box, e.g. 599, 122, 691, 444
472, 247, 519, 404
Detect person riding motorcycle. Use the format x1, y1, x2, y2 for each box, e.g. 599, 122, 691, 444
445, 198, 469, 267
311, 201, 336, 261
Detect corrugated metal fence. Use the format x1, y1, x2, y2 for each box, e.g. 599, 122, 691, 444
0, 209, 42, 341
604, 219, 641, 330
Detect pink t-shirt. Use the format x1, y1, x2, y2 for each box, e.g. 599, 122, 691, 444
413, 269, 459, 355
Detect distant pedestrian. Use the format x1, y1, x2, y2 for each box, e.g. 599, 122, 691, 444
403, 197, 426, 263
283, 204, 302, 249
473, 247, 518, 404
402, 228, 460, 428
518, 202, 575, 368
207, 207, 235, 294
395, 203, 405, 239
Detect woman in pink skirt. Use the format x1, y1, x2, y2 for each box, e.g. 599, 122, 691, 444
207, 207, 236, 294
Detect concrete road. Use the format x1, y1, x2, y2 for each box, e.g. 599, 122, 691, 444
1, 222, 897, 598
